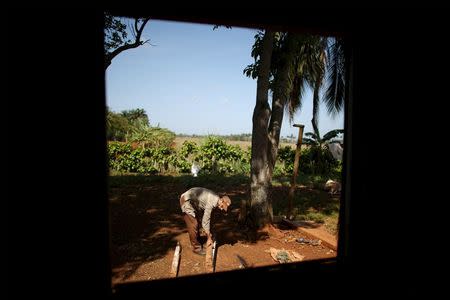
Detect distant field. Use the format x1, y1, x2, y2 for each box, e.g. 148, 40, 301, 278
174, 136, 296, 150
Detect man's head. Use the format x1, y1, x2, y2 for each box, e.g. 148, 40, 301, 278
218, 195, 231, 212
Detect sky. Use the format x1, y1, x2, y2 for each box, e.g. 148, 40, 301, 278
106, 19, 344, 138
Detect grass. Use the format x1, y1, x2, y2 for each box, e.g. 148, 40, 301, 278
272, 172, 332, 188
271, 174, 341, 235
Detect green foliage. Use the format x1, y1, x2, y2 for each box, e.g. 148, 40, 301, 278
271, 185, 340, 234
172, 157, 191, 173
104, 14, 149, 57
176, 133, 252, 141
195, 137, 248, 175
104, 13, 130, 55
298, 146, 339, 175
179, 141, 198, 157
106, 107, 175, 150
176, 141, 199, 173
106, 108, 132, 141
106, 107, 149, 142
107, 137, 250, 176
299, 129, 343, 176
276, 144, 339, 177
108, 141, 132, 161
108, 142, 182, 174
278, 146, 295, 174
108, 142, 156, 174
272, 163, 287, 178
107, 134, 339, 177
303, 129, 344, 147
128, 126, 175, 149
120, 108, 150, 128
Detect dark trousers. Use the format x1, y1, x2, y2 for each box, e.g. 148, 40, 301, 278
180, 195, 201, 251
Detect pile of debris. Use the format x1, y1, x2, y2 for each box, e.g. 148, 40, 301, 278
296, 238, 322, 246
269, 248, 305, 264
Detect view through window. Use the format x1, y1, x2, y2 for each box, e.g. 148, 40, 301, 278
105, 15, 345, 285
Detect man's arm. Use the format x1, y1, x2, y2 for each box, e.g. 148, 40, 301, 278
202, 205, 213, 236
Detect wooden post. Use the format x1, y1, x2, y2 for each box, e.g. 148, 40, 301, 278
170, 241, 181, 277
287, 124, 305, 219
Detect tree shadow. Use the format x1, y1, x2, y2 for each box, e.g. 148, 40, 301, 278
109, 194, 184, 280
108, 173, 336, 281
271, 186, 340, 220
212, 210, 262, 246
108, 173, 252, 281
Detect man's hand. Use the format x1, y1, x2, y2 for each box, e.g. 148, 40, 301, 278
206, 233, 214, 247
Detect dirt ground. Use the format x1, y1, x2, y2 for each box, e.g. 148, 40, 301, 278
109, 179, 337, 285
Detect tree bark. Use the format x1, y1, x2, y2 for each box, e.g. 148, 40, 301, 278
268, 90, 284, 178
249, 30, 274, 229
268, 33, 298, 177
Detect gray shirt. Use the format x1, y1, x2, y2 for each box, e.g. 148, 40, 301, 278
180, 187, 219, 234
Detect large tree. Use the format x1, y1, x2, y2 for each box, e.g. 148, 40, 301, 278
120, 108, 150, 129
245, 32, 346, 229
104, 13, 150, 70
247, 30, 275, 229
106, 108, 151, 142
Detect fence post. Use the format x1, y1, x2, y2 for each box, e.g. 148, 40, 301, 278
287, 124, 305, 219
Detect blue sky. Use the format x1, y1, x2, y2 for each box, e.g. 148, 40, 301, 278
106, 19, 344, 138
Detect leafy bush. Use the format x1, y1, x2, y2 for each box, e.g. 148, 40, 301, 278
108, 142, 178, 174
179, 141, 198, 157
194, 137, 248, 175
299, 146, 339, 175
128, 126, 175, 149
276, 144, 339, 176
278, 146, 295, 174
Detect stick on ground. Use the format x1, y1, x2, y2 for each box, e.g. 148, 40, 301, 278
205, 240, 217, 273
212, 240, 217, 272
170, 241, 181, 277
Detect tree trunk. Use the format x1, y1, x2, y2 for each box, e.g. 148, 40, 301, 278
249, 30, 274, 229
268, 90, 284, 178
268, 33, 299, 177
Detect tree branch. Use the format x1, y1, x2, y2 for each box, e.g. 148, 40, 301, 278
105, 17, 151, 70
135, 17, 150, 42
134, 19, 139, 36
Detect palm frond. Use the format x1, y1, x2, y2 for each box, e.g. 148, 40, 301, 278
322, 129, 344, 141
302, 138, 317, 145
311, 77, 322, 137
287, 72, 305, 122
324, 38, 345, 117
304, 132, 317, 139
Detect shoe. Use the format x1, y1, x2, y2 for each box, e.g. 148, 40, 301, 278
193, 248, 206, 256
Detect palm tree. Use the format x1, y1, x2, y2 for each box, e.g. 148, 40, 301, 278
303, 129, 344, 148
302, 128, 343, 175
245, 32, 346, 228
248, 30, 275, 228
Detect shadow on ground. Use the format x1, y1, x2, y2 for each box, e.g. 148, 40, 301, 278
108, 174, 339, 280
